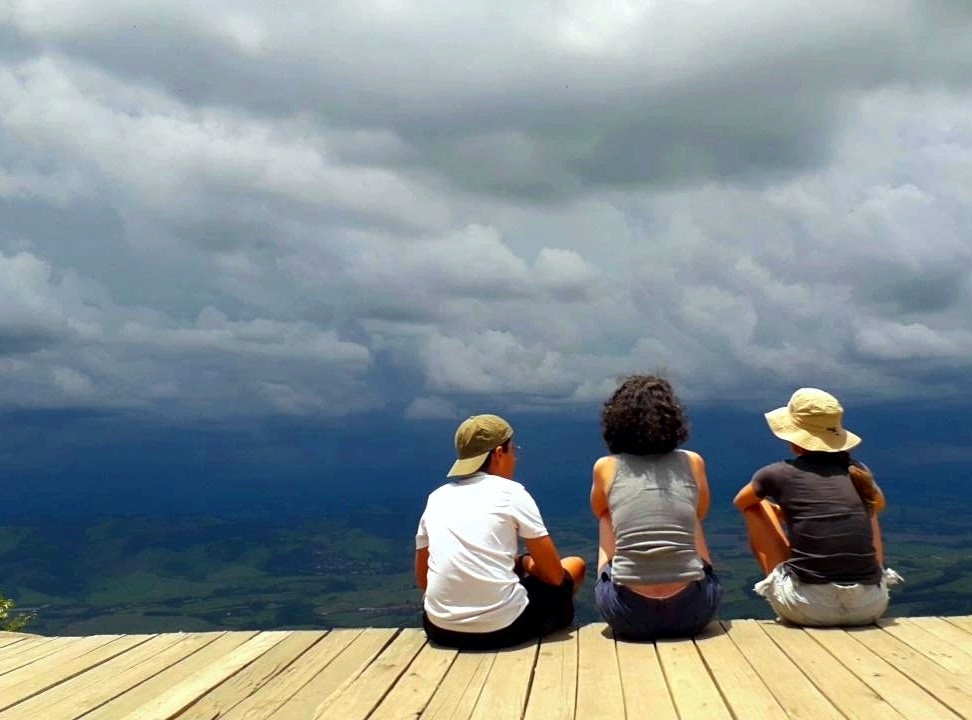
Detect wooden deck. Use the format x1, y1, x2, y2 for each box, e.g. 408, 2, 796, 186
2, 616, 972, 719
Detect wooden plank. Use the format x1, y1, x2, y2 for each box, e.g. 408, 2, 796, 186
760, 622, 904, 720
420, 652, 495, 720
915, 617, 972, 645
721, 620, 842, 720
575, 623, 625, 719
614, 639, 677, 720
907, 618, 972, 666
694, 624, 788, 720
113, 631, 288, 720
468, 639, 538, 720
0, 635, 148, 711
1, 633, 220, 720
656, 638, 733, 720
879, 619, 972, 675
0, 636, 78, 674
81, 631, 260, 719
0, 636, 50, 661
0, 635, 120, 692
220, 629, 366, 720
0, 634, 31, 650
371, 641, 457, 719
267, 628, 396, 720
806, 626, 961, 719
844, 626, 972, 718
523, 629, 578, 720
944, 615, 972, 635
312, 628, 427, 720
178, 631, 324, 719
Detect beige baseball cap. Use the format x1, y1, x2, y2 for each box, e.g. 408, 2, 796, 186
764, 388, 861, 452
447, 414, 514, 478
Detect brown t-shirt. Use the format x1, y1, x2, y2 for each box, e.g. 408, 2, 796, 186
752, 452, 882, 585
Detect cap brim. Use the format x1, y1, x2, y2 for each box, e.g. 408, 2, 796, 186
764, 407, 862, 452
447, 451, 490, 478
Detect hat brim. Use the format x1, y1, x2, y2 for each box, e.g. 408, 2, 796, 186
764, 406, 861, 452
447, 451, 490, 478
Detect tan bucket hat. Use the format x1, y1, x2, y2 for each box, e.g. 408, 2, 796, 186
447, 414, 514, 478
764, 388, 861, 452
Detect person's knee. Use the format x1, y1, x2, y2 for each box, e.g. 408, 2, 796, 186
563, 556, 587, 587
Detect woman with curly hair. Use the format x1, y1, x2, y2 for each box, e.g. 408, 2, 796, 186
590, 375, 722, 640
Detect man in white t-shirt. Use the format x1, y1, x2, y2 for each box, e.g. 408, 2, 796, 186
415, 414, 586, 650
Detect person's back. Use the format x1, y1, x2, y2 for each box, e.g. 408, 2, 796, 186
591, 376, 722, 641
421, 473, 542, 632
415, 414, 586, 650
752, 453, 881, 585
734, 388, 903, 627
608, 452, 704, 586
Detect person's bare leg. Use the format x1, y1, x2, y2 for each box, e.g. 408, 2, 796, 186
742, 501, 790, 575
561, 556, 587, 594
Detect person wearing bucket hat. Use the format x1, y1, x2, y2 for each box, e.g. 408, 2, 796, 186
590, 376, 723, 641
734, 388, 903, 627
414, 414, 586, 650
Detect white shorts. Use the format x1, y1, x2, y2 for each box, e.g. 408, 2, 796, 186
754, 565, 903, 627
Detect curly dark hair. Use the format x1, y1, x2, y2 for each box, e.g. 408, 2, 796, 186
600, 375, 689, 455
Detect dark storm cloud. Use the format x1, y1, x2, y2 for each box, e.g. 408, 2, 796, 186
2, 2, 972, 421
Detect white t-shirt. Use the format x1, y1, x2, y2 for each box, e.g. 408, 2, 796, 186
415, 472, 549, 633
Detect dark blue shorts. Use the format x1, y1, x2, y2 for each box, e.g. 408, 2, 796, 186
595, 563, 722, 641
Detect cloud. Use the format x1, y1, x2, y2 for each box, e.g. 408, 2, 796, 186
0, 249, 372, 416
7, 1, 972, 197
404, 396, 458, 421
1, 3, 972, 421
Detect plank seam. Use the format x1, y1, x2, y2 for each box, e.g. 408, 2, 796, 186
410, 648, 461, 719
179, 631, 331, 719
812, 628, 962, 720
757, 623, 860, 720
693, 636, 743, 720
878, 620, 970, 671
63, 632, 229, 720
356, 635, 429, 719
650, 639, 675, 720
0, 635, 158, 714
515, 638, 541, 720
317, 627, 402, 711
572, 625, 580, 720
942, 616, 972, 637
720, 621, 848, 720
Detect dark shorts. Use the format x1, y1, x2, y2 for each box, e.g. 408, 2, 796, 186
423, 573, 575, 651
595, 563, 723, 641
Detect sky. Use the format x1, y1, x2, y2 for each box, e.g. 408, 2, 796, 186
2, 2, 972, 456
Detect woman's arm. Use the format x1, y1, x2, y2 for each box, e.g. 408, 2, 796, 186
872, 485, 887, 514
685, 451, 714, 564
684, 451, 711, 520
733, 482, 762, 511
591, 456, 617, 571
590, 456, 616, 519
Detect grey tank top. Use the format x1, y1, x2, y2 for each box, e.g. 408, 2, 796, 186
608, 451, 705, 585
